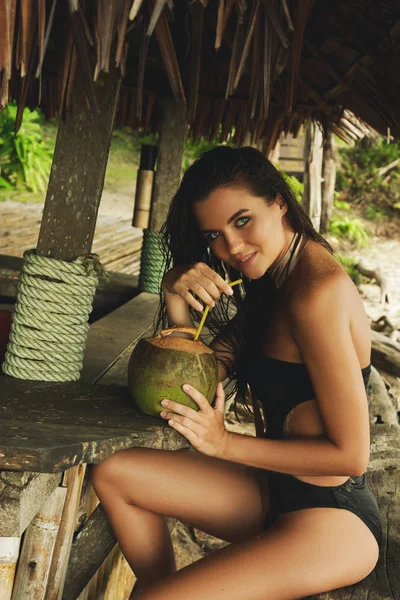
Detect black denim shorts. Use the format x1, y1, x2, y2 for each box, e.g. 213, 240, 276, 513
264, 472, 382, 548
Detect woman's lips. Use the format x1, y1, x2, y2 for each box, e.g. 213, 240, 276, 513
236, 252, 257, 267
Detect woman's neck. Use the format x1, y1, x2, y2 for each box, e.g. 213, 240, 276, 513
268, 232, 305, 288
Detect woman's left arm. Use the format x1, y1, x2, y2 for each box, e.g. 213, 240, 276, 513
221, 276, 371, 476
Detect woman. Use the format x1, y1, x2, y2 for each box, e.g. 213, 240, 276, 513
91, 146, 382, 599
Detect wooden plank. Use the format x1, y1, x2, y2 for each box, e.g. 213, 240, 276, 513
81, 291, 159, 384
0, 377, 189, 473
0, 471, 62, 537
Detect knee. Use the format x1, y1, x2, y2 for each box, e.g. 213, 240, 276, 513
90, 450, 130, 493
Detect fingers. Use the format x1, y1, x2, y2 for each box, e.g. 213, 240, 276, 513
176, 264, 234, 311
213, 382, 225, 414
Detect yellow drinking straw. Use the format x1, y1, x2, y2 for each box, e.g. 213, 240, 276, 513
193, 279, 243, 341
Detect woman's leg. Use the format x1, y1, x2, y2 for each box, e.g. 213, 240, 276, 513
138, 507, 379, 600
90, 447, 269, 590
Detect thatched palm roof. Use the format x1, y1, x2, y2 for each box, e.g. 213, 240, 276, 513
1, 1, 399, 150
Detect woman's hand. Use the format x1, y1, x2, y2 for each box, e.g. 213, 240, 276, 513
159, 382, 231, 458
162, 263, 234, 312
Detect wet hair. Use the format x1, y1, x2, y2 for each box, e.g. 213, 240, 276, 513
155, 146, 333, 420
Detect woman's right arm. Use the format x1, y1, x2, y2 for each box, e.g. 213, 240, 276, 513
162, 263, 236, 381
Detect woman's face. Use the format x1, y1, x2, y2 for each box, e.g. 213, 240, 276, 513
193, 185, 293, 279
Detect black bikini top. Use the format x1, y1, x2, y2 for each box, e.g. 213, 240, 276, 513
246, 353, 371, 440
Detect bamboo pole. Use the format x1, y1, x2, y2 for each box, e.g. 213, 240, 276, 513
45, 465, 86, 599
79, 489, 101, 599
103, 547, 124, 600
0, 538, 21, 599
11, 487, 67, 599
117, 554, 135, 600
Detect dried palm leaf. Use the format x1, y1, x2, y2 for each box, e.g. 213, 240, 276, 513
215, 0, 235, 49
215, 0, 225, 50
249, 8, 261, 118
188, 1, 204, 123
281, 0, 294, 31
129, 0, 145, 22
286, 0, 310, 113
150, 0, 186, 105
38, 0, 46, 71
233, 0, 260, 93
262, 12, 272, 119
35, 0, 58, 78
148, 0, 168, 37
225, 15, 244, 98
18, 0, 35, 78
136, 13, 149, 119
209, 97, 226, 140
0, 0, 17, 106
116, 0, 131, 70
260, 0, 288, 48
69, 8, 98, 111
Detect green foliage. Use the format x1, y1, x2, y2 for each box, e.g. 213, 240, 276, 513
334, 199, 350, 211
283, 173, 303, 202
183, 137, 218, 172
335, 254, 362, 285
336, 137, 400, 218
329, 215, 369, 246
0, 105, 54, 193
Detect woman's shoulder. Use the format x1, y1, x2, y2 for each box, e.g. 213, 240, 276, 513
286, 240, 358, 321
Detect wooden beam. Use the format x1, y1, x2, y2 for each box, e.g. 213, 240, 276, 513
36, 66, 121, 261
62, 503, 116, 600
149, 98, 187, 232
0, 472, 61, 537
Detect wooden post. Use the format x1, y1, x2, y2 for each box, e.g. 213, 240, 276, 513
149, 98, 187, 232
303, 121, 323, 231
0, 538, 20, 599
45, 465, 86, 600
320, 130, 337, 233
36, 66, 121, 261
11, 487, 67, 599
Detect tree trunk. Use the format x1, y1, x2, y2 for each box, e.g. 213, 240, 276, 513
320, 130, 336, 233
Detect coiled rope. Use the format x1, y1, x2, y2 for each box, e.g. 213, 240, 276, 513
2, 249, 109, 382
138, 229, 165, 294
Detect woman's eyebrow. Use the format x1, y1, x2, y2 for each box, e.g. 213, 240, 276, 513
200, 209, 250, 233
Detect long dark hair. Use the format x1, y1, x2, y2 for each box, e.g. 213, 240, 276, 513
155, 146, 333, 418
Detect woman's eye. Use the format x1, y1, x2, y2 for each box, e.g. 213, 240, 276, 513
207, 231, 221, 241
236, 217, 250, 227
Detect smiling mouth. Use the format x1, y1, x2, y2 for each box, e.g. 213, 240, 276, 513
236, 252, 256, 265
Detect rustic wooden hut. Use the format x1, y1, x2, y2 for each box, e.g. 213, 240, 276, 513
0, 1, 399, 598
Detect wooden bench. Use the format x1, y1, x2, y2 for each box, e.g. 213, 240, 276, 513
0, 291, 190, 598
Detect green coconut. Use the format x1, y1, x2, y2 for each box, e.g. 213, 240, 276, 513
128, 326, 218, 417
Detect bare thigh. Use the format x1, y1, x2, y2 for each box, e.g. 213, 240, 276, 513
139, 507, 379, 600
91, 447, 269, 543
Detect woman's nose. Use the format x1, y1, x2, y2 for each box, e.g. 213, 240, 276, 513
225, 232, 244, 256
